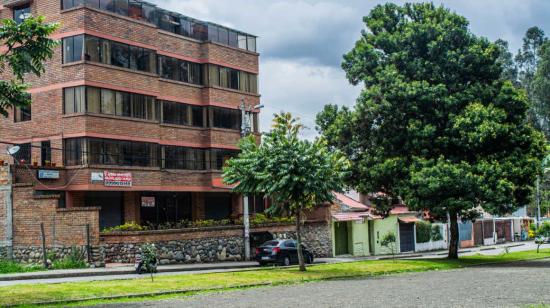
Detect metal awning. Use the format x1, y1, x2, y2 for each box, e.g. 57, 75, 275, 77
398, 216, 420, 223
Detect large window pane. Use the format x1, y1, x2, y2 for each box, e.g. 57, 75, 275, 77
132, 94, 145, 119
142, 3, 156, 24
247, 36, 256, 52
87, 87, 101, 113
212, 107, 240, 130
13, 4, 31, 25
179, 60, 189, 83
87, 0, 100, 9
180, 18, 191, 37
238, 34, 247, 49
84, 36, 101, 62
110, 41, 129, 68
208, 24, 218, 42
100, 39, 111, 65
218, 27, 228, 45
162, 101, 187, 125
189, 63, 202, 84
128, 1, 142, 19
229, 69, 239, 90
75, 86, 86, 112
228, 31, 238, 48
191, 22, 207, 40
101, 89, 116, 115
219, 67, 228, 88
64, 87, 75, 114
113, 0, 128, 16
249, 74, 258, 94
191, 106, 203, 127
100, 0, 115, 12
63, 36, 84, 63
64, 139, 83, 166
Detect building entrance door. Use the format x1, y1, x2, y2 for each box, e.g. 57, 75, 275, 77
334, 222, 349, 255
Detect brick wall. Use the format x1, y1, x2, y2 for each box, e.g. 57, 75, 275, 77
12, 185, 100, 247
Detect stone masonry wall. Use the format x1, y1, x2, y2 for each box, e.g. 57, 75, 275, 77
103, 236, 243, 264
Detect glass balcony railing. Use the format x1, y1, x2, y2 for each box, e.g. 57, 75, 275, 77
61, 0, 257, 52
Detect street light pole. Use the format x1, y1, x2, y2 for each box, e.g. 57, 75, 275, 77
239, 100, 251, 261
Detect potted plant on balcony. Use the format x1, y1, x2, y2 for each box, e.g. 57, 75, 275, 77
44, 160, 51, 167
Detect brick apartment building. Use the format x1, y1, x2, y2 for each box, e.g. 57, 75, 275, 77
0, 0, 311, 265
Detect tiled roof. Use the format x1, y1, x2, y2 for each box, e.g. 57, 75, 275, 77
334, 192, 369, 210
332, 212, 372, 222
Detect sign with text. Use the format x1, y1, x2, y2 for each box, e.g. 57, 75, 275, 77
90, 172, 104, 184
103, 171, 132, 187
38, 169, 60, 180
141, 196, 155, 208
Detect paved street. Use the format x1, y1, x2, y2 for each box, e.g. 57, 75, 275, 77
116, 258, 550, 308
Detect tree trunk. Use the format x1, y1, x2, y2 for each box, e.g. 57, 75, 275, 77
448, 212, 459, 259
295, 211, 306, 271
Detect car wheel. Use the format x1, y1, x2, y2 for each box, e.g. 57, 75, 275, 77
283, 256, 290, 266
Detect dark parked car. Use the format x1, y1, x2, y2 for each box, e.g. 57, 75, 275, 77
255, 239, 314, 266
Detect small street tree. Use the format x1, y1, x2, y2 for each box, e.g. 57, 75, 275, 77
316, 3, 546, 259
0, 16, 58, 116
223, 112, 349, 271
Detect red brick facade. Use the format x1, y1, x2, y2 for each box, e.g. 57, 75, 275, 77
0, 1, 261, 260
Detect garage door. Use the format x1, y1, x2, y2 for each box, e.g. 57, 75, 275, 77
399, 223, 415, 252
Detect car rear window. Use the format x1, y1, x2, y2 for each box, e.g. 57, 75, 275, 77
261, 240, 280, 247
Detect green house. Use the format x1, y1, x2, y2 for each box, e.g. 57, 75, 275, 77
330, 193, 420, 256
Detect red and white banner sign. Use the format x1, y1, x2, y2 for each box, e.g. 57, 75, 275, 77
103, 171, 132, 187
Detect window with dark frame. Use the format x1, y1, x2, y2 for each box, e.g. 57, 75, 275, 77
41, 141, 51, 166
63, 86, 158, 121
63, 35, 84, 63
59, 1, 256, 51
14, 104, 31, 122
13, 4, 31, 24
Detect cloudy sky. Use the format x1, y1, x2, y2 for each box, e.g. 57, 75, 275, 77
150, 0, 550, 138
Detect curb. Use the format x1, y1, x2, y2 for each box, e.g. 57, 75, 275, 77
0, 263, 257, 282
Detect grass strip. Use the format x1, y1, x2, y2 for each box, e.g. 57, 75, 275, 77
1, 249, 549, 307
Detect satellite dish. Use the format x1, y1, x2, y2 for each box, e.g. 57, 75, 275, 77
7, 145, 20, 156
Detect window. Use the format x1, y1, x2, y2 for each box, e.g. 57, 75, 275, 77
191, 106, 204, 127
64, 86, 158, 120
228, 31, 238, 48
238, 34, 247, 50
190, 22, 207, 40
207, 65, 258, 94
210, 149, 239, 170
163, 146, 206, 170
162, 101, 188, 126
84, 36, 101, 62
247, 36, 257, 52
13, 4, 31, 24
65, 138, 159, 167
62, 0, 84, 9
41, 141, 51, 166
63, 86, 85, 113
128, 0, 142, 19
100, 0, 115, 12
63, 35, 84, 63
15, 143, 31, 164
158, 56, 203, 85
64, 138, 84, 166
208, 24, 218, 42
218, 28, 228, 45
113, 0, 128, 16
14, 104, 31, 122
211, 107, 240, 130
110, 41, 129, 68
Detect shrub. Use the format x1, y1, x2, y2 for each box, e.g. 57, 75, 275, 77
415, 221, 431, 243
537, 222, 550, 237
102, 222, 147, 233
51, 246, 87, 270
140, 243, 158, 282
381, 232, 398, 260
431, 224, 444, 241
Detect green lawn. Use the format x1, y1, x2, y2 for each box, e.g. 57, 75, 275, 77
2, 249, 549, 307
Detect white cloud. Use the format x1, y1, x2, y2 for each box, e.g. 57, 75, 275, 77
149, 0, 550, 139
259, 58, 361, 139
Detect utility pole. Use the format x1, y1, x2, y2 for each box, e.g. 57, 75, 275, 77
537, 176, 541, 228
240, 99, 251, 261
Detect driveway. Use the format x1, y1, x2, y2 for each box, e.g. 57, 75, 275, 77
117, 258, 550, 308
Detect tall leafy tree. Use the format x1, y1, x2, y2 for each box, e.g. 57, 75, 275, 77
0, 16, 58, 117
223, 112, 349, 271
495, 39, 518, 85
317, 3, 546, 258
531, 40, 550, 140
515, 26, 549, 139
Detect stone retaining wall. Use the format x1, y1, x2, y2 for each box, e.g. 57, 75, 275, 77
103, 236, 244, 264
